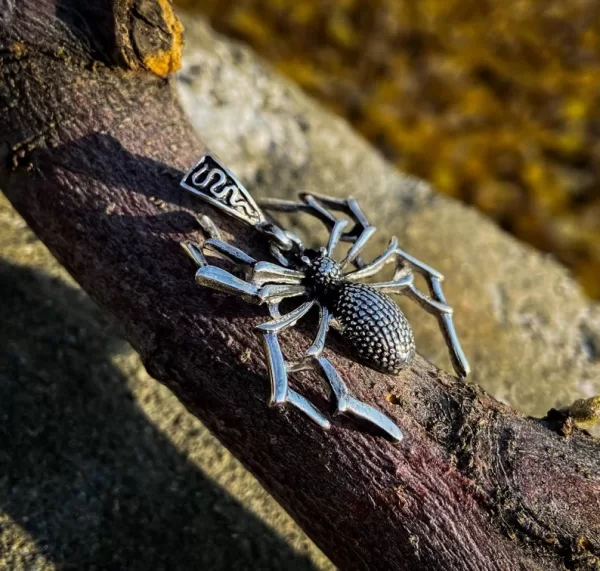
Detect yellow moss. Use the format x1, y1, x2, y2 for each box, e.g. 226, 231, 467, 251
564, 397, 600, 430
142, 0, 184, 76
327, 12, 357, 48
576, 263, 600, 300
143, 47, 182, 77
290, 3, 317, 25
10, 42, 26, 58
564, 98, 587, 121
229, 9, 272, 45
180, 0, 600, 298
431, 165, 458, 196
276, 59, 323, 89
474, 180, 521, 217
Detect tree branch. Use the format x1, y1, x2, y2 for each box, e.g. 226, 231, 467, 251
1, 2, 599, 569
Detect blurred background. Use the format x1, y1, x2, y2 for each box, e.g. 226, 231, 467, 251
181, 0, 600, 298
1, 1, 599, 570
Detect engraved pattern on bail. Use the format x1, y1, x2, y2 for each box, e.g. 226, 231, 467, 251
183, 156, 262, 223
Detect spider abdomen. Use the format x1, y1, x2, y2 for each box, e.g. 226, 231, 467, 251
332, 283, 415, 375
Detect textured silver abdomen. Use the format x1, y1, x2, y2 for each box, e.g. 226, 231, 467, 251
332, 283, 415, 374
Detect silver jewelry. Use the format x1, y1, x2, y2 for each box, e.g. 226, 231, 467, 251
180, 154, 470, 442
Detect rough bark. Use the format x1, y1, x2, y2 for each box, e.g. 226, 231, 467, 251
1, 2, 599, 570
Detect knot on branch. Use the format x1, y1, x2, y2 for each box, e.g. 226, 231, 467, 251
545, 396, 600, 436
115, 0, 183, 77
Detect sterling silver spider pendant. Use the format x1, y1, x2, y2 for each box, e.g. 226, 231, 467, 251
180, 154, 470, 442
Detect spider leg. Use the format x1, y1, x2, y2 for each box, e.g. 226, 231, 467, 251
184, 231, 332, 426
424, 277, 470, 378
259, 193, 376, 268
284, 306, 331, 376
184, 236, 258, 284
182, 240, 307, 305
316, 356, 403, 442
184, 237, 323, 424
195, 265, 262, 304
258, 195, 335, 226
285, 305, 402, 441
303, 193, 371, 242
305, 193, 376, 269
327, 220, 349, 257
339, 225, 377, 270
182, 240, 209, 268
256, 301, 331, 428
371, 272, 452, 315
344, 237, 398, 282
306, 305, 331, 358
204, 238, 257, 268
363, 245, 470, 378
257, 284, 307, 304
195, 214, 222, 240
250, 262, 304, 286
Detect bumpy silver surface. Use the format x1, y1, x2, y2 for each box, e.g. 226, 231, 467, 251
333, 283, 415, 374
306, 254, 415, 374
305, 254, 344, 293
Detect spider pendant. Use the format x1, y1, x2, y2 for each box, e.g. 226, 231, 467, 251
181, 155, 470, 442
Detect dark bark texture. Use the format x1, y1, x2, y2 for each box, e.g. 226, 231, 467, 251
1, 2, 599, 569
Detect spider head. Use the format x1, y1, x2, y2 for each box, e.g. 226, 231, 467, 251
303, 249, 343, 299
